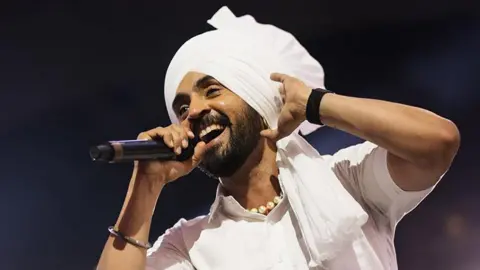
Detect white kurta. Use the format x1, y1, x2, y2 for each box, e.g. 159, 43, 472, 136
146, 142, 434, 270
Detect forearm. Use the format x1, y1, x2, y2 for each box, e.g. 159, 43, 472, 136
97, 171, 166, 270
319, 93, 460, 168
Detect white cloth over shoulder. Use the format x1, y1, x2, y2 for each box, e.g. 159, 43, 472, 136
163, 6, 369, 267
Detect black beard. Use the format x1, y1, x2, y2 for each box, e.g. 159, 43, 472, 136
198, 105, 263, 178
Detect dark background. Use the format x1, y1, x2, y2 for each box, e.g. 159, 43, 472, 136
1, 1, 479, 269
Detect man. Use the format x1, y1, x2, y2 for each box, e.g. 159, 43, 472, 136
97, 7, 460, 270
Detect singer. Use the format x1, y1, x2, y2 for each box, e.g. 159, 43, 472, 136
97, 6, 460, 270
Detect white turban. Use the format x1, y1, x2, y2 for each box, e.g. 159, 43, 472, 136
164, 6, 369, 267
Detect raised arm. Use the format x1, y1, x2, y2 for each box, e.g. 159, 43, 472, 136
261, 73, 460, 192
318, 93, 460, 191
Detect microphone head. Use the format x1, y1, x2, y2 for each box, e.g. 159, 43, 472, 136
89, 144, 114, 162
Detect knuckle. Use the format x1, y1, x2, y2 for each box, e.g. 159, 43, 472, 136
174, 136, 183, 144
137, 131, 153, 140
162, 133, 172, 142
171, 132, 182, 142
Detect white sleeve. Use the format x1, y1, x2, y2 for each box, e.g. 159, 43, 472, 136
146, 219, 194, 270
324, 141, 437, 224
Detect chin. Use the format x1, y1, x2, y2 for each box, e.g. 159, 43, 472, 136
200, 142, 240, 178
197, 105, 264, 178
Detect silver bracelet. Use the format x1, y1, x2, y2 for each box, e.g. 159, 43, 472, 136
108, 226, 152, 249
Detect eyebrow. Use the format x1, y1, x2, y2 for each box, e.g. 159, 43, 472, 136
194, 75, 216, 90
171, 75, 218, 115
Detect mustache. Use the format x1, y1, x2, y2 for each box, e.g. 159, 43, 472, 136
192, 111, 231, 134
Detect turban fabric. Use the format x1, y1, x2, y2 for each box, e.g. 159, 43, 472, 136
164, 6, 370, 267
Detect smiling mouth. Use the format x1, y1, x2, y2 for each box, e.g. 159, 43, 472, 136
199, 124, 227, 144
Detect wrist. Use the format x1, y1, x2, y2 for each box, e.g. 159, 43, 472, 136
114, 174, 163, 235
317, 92, 340, 125
305, 88, 334, 125
132, 172, 166, 197
133, 164, 168, 192
297, 88, 312, 122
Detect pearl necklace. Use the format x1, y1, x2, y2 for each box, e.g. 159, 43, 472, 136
249, 195, 282, 215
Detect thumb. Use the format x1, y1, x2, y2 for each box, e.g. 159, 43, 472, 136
270, 72, 289, 83
260, 128, 280, 141
191, 141, 207, 167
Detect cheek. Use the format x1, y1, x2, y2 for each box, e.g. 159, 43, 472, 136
211, 96, 241, 119
215, 95, 237, 109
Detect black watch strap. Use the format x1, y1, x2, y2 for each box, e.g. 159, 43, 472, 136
305, 88, 333, 125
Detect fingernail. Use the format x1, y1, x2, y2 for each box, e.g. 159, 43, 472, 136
182, 139, 188, 148
188, 131, 194, 138
175, 147, 181, 154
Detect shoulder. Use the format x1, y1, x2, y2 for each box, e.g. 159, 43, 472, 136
320, 141, 380, 198
148, 215, 210, 257
322, 141, 435, 224
146, 216, 209, 269
322, 141, 378, 166
159, 215, 210, 242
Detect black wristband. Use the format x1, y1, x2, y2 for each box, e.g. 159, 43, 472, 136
306, 88, 332, 125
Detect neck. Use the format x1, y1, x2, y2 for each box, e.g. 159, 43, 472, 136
220, 138, 281, 210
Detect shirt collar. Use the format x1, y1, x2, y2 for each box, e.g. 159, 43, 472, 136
208, 184, 288, 223
208, 184, 224, 220
209, 184, 255, 223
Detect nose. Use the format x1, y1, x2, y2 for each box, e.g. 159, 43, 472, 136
187, 95, 210, 121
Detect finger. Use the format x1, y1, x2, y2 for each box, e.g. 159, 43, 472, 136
191, 141, 207, 167
169, 128, 183, 155
162, 132, 174, 149
270, 72, 289, 83
260, 128, 280, 141
180, 120, 195, 139
139, 127, 174, 146
279, 85, 286, 103
183, 125, 195, 139
275, 111, 295, 140
145, 127, 175, 150
172, 125, 189, 149
137, 131, 153, 141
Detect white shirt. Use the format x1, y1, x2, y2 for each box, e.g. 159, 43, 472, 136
146, 142, 434, 270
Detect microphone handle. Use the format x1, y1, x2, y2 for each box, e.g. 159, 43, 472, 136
89, 138, 197, 163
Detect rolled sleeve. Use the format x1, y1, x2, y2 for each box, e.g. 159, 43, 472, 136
368, 144, 435, 222
325, 141, 436, 224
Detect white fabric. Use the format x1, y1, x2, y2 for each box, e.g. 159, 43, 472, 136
163, 6, 369, 266
146, 142, 436, 270
164, 6, 324, 135
275, 135, 368, 265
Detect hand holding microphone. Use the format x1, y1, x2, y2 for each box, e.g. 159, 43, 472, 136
136, 124, 207, 182
91, 124, 207, 184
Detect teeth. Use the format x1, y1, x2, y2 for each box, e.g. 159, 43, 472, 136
199, 124, 225, 139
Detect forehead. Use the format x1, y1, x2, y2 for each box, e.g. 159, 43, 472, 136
176, 71, 210, 95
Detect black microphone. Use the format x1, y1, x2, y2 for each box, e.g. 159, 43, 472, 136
89, 137, 199, 163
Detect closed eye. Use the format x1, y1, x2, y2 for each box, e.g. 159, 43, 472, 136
178, 104, 189, 117
206, 88, 221, 97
